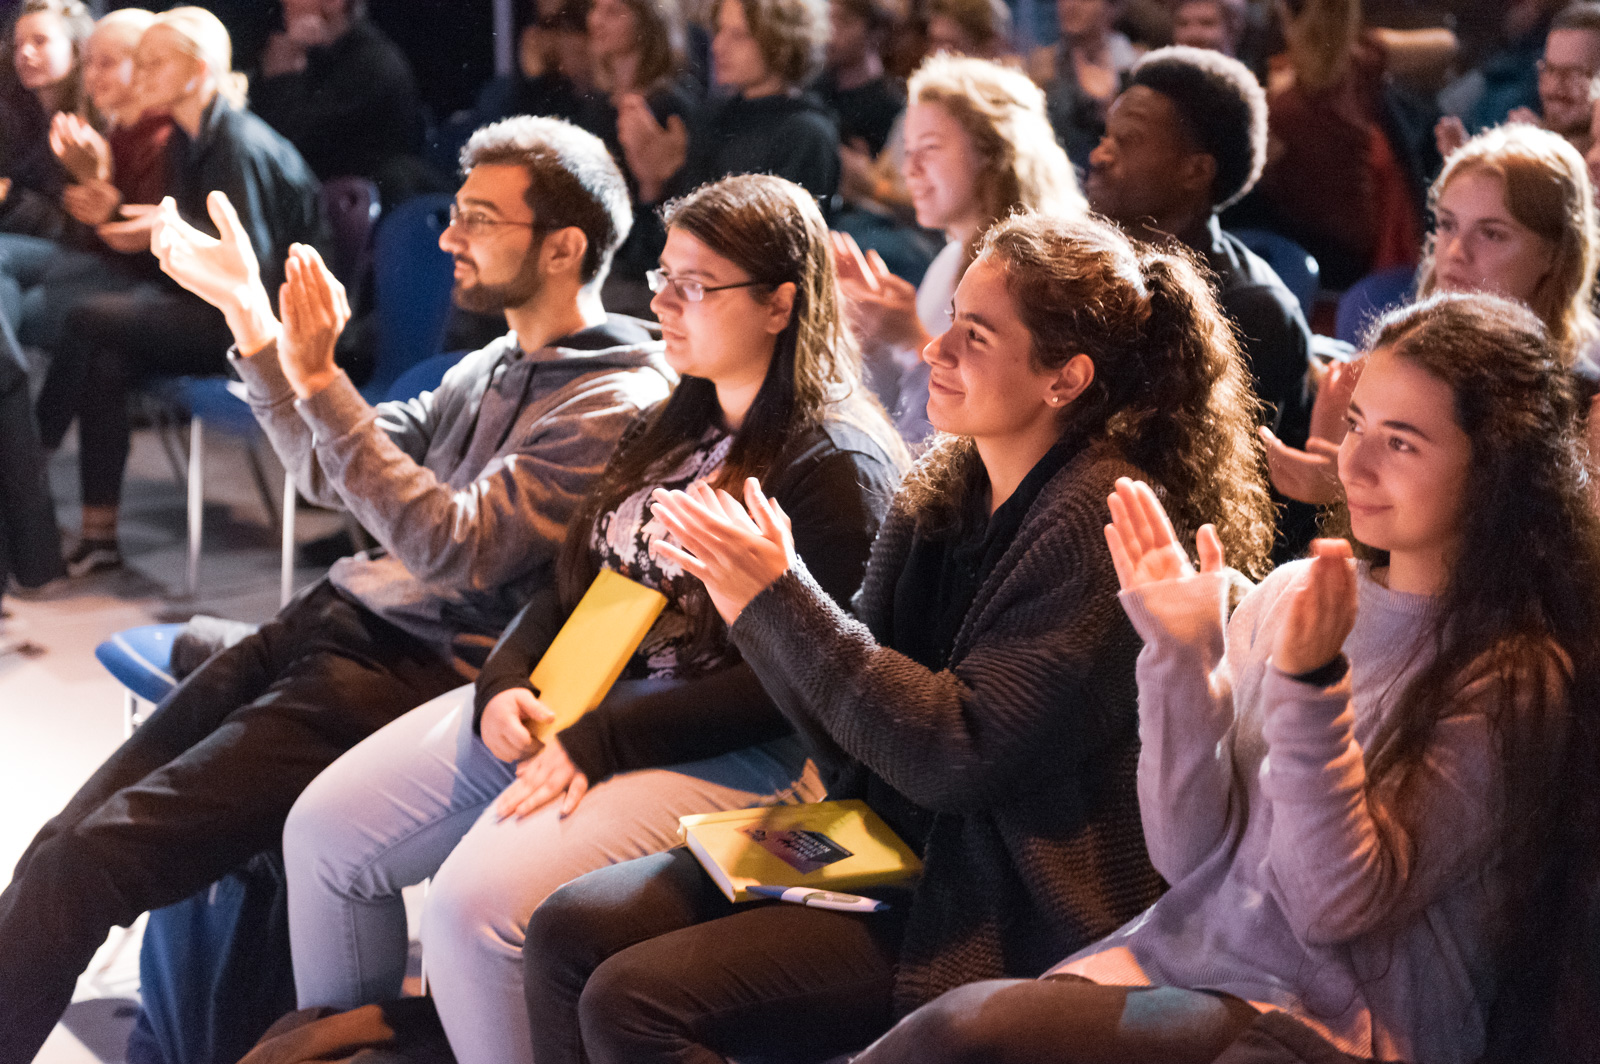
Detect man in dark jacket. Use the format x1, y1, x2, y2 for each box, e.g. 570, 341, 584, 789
251, 0, 430, 201
1083, 46, 1318, 559
0, 116, 673, 1064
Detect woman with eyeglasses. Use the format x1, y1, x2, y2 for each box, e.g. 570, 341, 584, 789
280, 172, 907, 1064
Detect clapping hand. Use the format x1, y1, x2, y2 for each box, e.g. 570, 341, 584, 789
62, 179, 123, 227
152, 190, 279, 354
1261, 358, 1362, 505
1271, 539, 1357, 676
1104, 477, 1225, 591
95, 203, 161, 254
647, 478, 796, 625
615, 93, 687, 203
831, 230, 925, 355
278, 243, 350, 399
49, 113, 111, 184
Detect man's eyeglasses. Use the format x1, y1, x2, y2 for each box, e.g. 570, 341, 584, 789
447, 203, 542, 237
645, 268, 765, 303
1536, 58, 1599, 86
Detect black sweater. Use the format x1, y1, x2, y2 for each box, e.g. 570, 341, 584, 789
473, 414, 902, 783
662, 91, 840, 209
730, 438, 1166, 1015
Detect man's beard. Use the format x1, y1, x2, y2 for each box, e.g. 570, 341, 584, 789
452, 242, 544, 314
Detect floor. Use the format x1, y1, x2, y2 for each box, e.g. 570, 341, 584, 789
1, 422, 352, 1062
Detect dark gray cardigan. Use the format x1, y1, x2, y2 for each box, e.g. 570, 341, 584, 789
731, 438, 1165, 1014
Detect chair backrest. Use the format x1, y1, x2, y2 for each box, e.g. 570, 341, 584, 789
382, 350, 471, 405
369, 193, 458, 400
1335, 266, 1416, 346
319, 176, 381, 292
1228, 228, 1321, 319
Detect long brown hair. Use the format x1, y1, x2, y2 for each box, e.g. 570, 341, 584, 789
1416, 123, 1599, 361
906, 52, 1084, 266
1330, 293, 1600, 1062
900, 211, 1276, 577
557, 174, 906, 611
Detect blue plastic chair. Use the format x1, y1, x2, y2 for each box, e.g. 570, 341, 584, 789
1335, 266, 1415, 346
94, 622, 183, 734
1228, 228, 1321, 319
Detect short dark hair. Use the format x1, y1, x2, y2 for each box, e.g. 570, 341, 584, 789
832, 0, 903, 35
1553, 1, 1600, 34
459, 116, 633, 284
1128, 45, 1266, 209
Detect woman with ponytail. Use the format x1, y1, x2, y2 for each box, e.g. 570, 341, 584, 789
517, 211, 1275, 1064
848, 292, 1600, 1064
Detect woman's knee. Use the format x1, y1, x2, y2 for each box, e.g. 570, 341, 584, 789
859, 981, 1036, 1064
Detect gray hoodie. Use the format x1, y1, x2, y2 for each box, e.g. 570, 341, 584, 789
231, 316, 674, 668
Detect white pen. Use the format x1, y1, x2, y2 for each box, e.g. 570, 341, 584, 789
747, 885, 889, 912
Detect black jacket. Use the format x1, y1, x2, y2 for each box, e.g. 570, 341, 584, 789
472, 414, 902, 783
166, 97, 325, 294
250, 18, 422, 184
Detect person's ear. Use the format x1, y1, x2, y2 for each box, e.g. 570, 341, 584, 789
1045, 352, 1095, 410
540, 225, 590, 281
762, 281, 797, 337
1178, 151, 1216, 203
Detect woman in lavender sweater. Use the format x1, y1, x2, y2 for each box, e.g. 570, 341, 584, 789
850, 292, 1600, 1063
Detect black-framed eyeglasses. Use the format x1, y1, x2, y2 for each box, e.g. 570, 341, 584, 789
447, 203, 542, 237
646, 268, 765, 303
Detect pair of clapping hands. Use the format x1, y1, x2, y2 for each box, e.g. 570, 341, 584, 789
1106, 478, 1357, 677
48, 112, 151, 247
478, 479, 797, 820
151, 189, 350, 399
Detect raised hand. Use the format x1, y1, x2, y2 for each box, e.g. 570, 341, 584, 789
615, 93, 687, 203
1272, 538, 1358, 676
496, 736, 590, 820
152, 190, 279, 354
480, 686, 554, 763
1433, 115, 1467, 161
278, 243, 350, 399
830, 230, 925, 355
1104, 477, 1225, 592
49, 112, 111, 184
647, 477, 796, 624
1260, 428, 1343, 505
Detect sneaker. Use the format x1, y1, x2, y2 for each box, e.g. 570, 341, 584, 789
64, 538, 123, 578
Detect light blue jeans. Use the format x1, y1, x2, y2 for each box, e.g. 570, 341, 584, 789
282, 680, 822, 1064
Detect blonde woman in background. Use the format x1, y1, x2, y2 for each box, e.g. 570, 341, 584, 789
34, 6, 322, 576
834, 52, 1083, 445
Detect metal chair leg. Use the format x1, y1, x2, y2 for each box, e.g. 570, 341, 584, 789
124, 689, 138, 739
186, 416, 203, 597
281, 471, 297, 607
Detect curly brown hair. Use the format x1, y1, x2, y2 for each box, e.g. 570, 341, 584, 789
899, 210, 1275, 577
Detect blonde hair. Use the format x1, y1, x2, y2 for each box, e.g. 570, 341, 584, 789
907, 52, 1085, 264
1417, 124, 1599, 361
93, 7, 155, 43
149, 6, 246, 109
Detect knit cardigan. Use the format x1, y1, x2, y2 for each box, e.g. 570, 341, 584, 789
731, 438, 1166, 1014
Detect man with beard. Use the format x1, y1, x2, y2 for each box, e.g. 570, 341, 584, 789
0, 116, 672, 1064
1083, 45, 1316, 559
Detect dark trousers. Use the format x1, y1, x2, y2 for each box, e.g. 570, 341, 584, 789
850, 977, 1263, 1064
0, 580, 464, 1064
0, 306, 62, 588
523, 847, 908, 1064
34, 281, 231, 509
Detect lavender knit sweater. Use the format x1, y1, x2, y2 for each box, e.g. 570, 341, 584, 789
1053, 561, 1504, 1064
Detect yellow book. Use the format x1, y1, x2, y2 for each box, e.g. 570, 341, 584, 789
679, 800, 923, 903
528, 569, 667, 742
